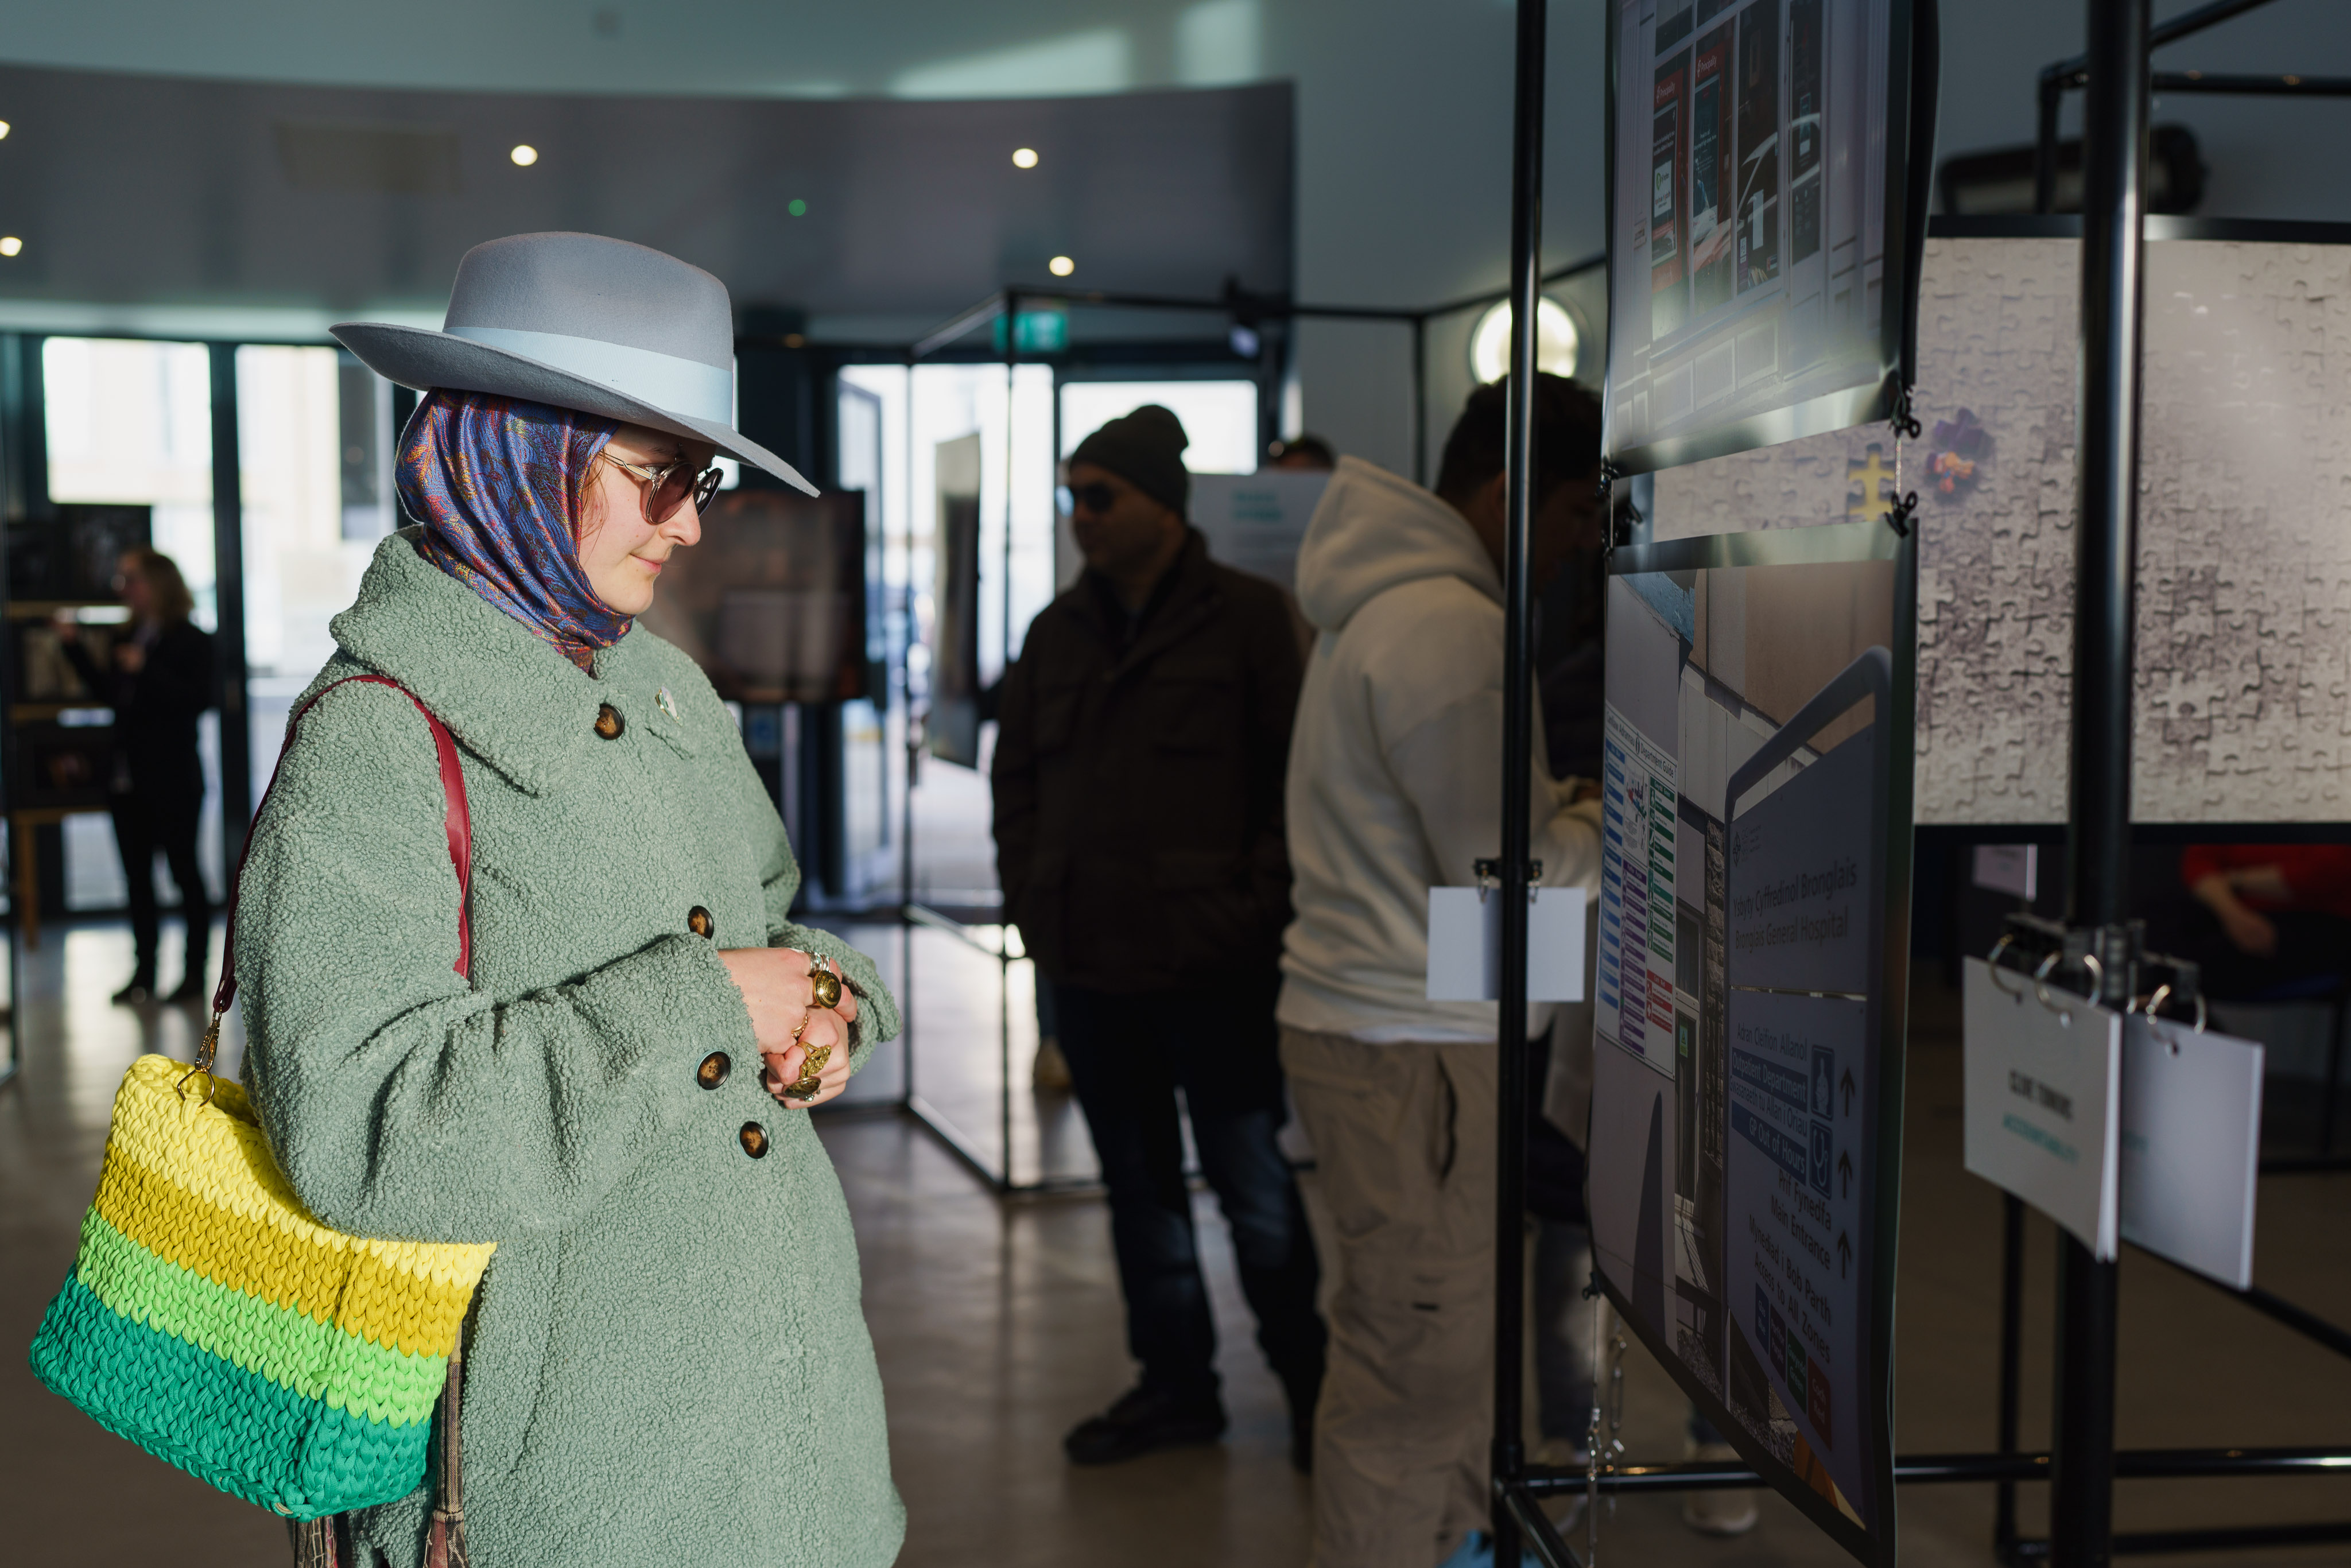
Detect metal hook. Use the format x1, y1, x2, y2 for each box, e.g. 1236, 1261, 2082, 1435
2031, 950, 2065, 1016
2033, 950, 2101, 1024
1987, 934, 2027, 999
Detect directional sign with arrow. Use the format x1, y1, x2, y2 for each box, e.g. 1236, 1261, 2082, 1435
1837, 1230, 1852, 1279
1841, 1066, 1857, 1117
1838, 1148, 1854, 1198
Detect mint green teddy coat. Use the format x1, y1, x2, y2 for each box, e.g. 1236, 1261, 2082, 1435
235, 531, 903, 1568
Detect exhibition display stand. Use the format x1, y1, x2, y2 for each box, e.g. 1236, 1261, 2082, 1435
1485, 3, 2351, 1568
1485, 1, 2351, 1565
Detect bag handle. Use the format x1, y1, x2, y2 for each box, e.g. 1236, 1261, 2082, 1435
195, 674, 472, 1077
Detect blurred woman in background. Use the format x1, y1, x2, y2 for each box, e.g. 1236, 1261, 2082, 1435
58, 547, 215, 1004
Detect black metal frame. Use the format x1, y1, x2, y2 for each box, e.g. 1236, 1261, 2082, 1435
1490, 1, 2351, 1565
876, 255, 1606, 1197
2032, 0, 2351, 216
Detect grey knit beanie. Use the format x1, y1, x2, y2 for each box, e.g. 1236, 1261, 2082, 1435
1069, 403, 1191, 517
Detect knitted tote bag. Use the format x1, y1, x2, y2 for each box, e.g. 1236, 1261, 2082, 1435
28, 675, 494, 1529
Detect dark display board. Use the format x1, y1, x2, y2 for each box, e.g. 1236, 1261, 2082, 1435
1591, 519, 1914, 1566
635, 487, 868, 707
1605, 0, 1935, 475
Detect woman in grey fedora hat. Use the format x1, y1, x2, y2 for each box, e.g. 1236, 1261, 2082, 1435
230, 232, 903, 1568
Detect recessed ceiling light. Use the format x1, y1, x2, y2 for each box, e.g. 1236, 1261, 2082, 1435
1048, 255, 1074, 277
787, 198, 808, 217
1012, 147, 1038, 169
510, 144, 539, 166
0, 122, 11, 141
0, 238, 21, 257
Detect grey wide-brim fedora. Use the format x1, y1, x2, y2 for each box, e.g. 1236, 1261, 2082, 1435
332, 232, 816, 496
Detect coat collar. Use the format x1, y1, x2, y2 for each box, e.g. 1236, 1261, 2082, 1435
317, 529, 697, 797
1065, 527, 1222, 674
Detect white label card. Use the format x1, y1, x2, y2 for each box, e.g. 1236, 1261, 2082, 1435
1426, 887, 1589, 1003
2120, 1013, 2264, 1289
1962, 957, 2122, 1260
1972, 844, 2039, 900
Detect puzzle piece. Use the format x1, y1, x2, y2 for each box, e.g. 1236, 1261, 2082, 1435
1845, 445, 1897, 522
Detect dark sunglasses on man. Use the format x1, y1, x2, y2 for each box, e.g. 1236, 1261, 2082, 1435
1058, 480, 1122, 517
599, 451, 726, 524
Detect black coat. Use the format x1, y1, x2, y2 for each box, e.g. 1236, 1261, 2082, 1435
992, 529, 1302, 993
64, 619, 215, 799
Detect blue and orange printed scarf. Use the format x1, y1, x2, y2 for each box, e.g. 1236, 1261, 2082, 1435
396, 390, 626, 672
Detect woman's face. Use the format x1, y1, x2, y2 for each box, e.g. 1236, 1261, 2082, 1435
117, 555, 154, 619
577, 424, 715, 616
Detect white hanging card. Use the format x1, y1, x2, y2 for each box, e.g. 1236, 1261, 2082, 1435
1426, 887, 1589, 1003
2120, 1012, 2264, 1289
1962, 957, 2122, 1259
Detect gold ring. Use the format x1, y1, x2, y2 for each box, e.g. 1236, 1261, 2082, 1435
786, 1043, 832, 1100
808, 962, 842, 1011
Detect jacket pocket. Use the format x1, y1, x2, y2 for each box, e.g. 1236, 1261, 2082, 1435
1148, 849, 1280, 977
1149, 848, 1243, 891
1034, 680, 1084, 755
1143, 653, 1240, 755
1012, 850, 1072, 972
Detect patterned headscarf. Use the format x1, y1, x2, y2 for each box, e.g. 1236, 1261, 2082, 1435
397, 390, 627, 672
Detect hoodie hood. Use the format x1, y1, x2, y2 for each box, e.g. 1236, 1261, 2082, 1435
1293, 456, 1500, 634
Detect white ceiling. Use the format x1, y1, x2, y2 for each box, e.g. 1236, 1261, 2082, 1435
0, 63, 1291, 343
3, 0, 2348, 469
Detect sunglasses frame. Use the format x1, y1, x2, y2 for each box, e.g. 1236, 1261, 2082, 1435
599, 450, 725, 525
1061, 480, 1122, 516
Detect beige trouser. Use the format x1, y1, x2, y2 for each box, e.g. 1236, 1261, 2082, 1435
1281, 1025, 1497, 1568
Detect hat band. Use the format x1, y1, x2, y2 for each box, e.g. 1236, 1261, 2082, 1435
447, 325, 733, 425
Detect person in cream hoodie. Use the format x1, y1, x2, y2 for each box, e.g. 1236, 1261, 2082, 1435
1278, 374, 1605, 1568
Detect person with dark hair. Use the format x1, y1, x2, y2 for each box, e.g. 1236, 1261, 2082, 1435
993, 403, 1328, 1472
1269, 433, 1339, 471
57, 548, 217, 1003
1277, 374, 1607, 1568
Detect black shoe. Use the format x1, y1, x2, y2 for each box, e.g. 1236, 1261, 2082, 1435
1062, 1383, 1227, 1466
111, 975, 156, 1006
164, 975, 207, 1005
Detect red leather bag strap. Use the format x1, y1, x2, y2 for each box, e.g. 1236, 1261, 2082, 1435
208, 674, 473, 1027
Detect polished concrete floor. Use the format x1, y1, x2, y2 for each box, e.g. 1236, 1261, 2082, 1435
6, 921, 2351, 1566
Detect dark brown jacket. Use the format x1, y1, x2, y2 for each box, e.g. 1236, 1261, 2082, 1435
992, 529, 1302, 993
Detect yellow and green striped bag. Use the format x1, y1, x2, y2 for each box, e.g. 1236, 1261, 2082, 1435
29, 1057, 494, 1519
29, 675, 492, 1527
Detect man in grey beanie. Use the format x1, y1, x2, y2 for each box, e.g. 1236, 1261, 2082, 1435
992, 405, 1328, 1472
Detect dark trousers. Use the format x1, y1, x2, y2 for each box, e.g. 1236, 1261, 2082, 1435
112, 788, 210, 983
1054, 976, 1327, 1401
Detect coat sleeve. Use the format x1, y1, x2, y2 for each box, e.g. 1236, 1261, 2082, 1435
735, 714, 900, 1072
238, 680, 765, 1243
1360, 586, 1603, 901
1244, 587, 1305, 925
59, 638, 111, 705
990, 647, 1039, 940
1383, 688, 1604, 899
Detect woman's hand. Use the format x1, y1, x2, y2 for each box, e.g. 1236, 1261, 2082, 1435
717, 947, 859, 1108
760, 1006, 852, 1108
